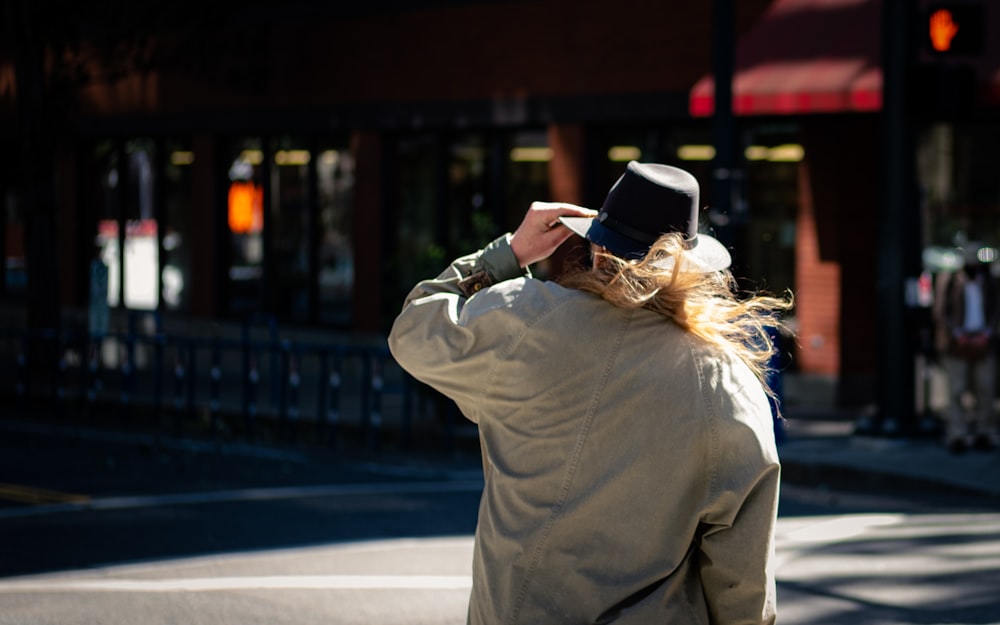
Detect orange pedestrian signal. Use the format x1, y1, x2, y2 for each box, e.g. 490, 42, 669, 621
929, 9, 959, 52
228, 181, 263, 234
925, 3, 984, 56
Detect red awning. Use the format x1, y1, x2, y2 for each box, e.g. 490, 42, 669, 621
689, 0, 883, 117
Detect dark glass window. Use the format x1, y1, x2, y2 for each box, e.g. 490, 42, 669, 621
270, 136, 312, 323
919, 122, 1000, 258
123, 139, 158, 311
317, 144, 355, 327
505, 130, 550, 228
446, 133, 497, 257
162, 142, 194, 313
391, 133, 442, 311
91, 140, 122, 310
224, 137, 265, 316
738, 125, 800, 298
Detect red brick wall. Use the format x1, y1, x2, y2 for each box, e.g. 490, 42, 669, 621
799, 117, 879, 404
547, 123, 589, 276
795, 158, 841, 376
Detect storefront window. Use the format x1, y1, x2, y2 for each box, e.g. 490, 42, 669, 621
504, 130, 552, 274
387, 132, 503, 325
447, 133, 496, 257
270, 137, 312, 323
506, 130, 550, 229
93, 141, 122, 309
919, 122, 1000, 257
317, 144, 354, 326
739, 125, 800, 298
88, 140, 163, 313
590, 123, 799, 299
225, 138, 265, 315
162, 142, 194, 313
223, 135, 355, 325
392, 133, 441, 310
123, 139, 158, 311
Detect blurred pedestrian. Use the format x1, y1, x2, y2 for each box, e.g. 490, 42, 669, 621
88, 241, 109, 362
389, 162, 791, 624
933, 243, 999, 452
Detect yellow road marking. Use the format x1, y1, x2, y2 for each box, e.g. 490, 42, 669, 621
0, 483, 91, 505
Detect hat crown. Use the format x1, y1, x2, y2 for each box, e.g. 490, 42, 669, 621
557, 160, 729, 271
598, 162, 700, 249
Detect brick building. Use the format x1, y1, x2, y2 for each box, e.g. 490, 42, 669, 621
3, 0, 1000, 419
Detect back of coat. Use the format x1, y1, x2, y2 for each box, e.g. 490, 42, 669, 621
390, 272, 780, 625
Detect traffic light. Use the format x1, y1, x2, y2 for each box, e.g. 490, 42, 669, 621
925, 3, 984, 56
915, 2, 983, 115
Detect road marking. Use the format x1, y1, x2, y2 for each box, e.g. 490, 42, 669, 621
0, 575, 473, 593
0, 479, 483, 520
0, 483, 90, 505
781, 513, 903, 543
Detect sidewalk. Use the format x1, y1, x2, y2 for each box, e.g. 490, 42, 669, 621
777, 414, 1000, 500
1, 410, 997, 509
774, 373, 1000, 500
1, 366, 999, 503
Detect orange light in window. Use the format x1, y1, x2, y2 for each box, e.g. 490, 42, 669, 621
228, 181, 263, 234
929, 8, 960, 52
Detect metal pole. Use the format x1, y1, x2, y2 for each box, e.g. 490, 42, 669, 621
873, 0, 921, 435
711, 0, 735, 220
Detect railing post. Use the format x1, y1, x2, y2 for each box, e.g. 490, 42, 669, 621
15, 333, 27, 406
173, 340, 186, 435
55, 336, 68, 406
360, 348, 371, 445
86, 335, 101, 409
119, 313, 139, 417
246, 351, 260, 440
241, 321, 252, 437
321, 348, 342, 450
210, 333, 222, 440
269, 317, 280, 412
152, 333, 164, 418
369, 351, 384, 454
286, 344, 301, 442
401, 369, 413, 452
185, 339, 197, 418
1, 323, 462, 457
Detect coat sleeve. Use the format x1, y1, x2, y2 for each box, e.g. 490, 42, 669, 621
387, 234, 529, 422
696, 371, 781, 625
698, 461, 780, 625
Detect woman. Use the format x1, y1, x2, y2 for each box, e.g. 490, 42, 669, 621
389, 162, 791, 624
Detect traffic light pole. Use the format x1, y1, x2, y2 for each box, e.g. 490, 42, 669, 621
871, 0, 922, 435
711, 0, 735, 221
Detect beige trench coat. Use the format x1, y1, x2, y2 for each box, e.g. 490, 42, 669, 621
388, 235, 780, 625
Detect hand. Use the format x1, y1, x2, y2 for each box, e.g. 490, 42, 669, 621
929, 9, 959, 52
509, 202, 597, 268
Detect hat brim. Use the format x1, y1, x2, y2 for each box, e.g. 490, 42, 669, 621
558, 215, 731, 273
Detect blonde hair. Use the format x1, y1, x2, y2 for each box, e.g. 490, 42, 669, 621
560, 232, 794, 393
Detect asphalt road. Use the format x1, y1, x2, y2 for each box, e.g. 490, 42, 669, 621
0, 420, 998, 624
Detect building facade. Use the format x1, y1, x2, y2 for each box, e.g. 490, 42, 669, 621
3, 0, 999, 417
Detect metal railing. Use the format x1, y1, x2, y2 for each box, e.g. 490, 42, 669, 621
0, 317, 462, 455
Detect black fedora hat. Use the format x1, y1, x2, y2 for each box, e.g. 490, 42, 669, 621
559, 161, 731, 272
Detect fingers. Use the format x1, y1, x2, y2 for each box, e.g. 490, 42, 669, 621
511, 202, 596, 268
527, 202, 596, 233
530, 201, 597, 220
